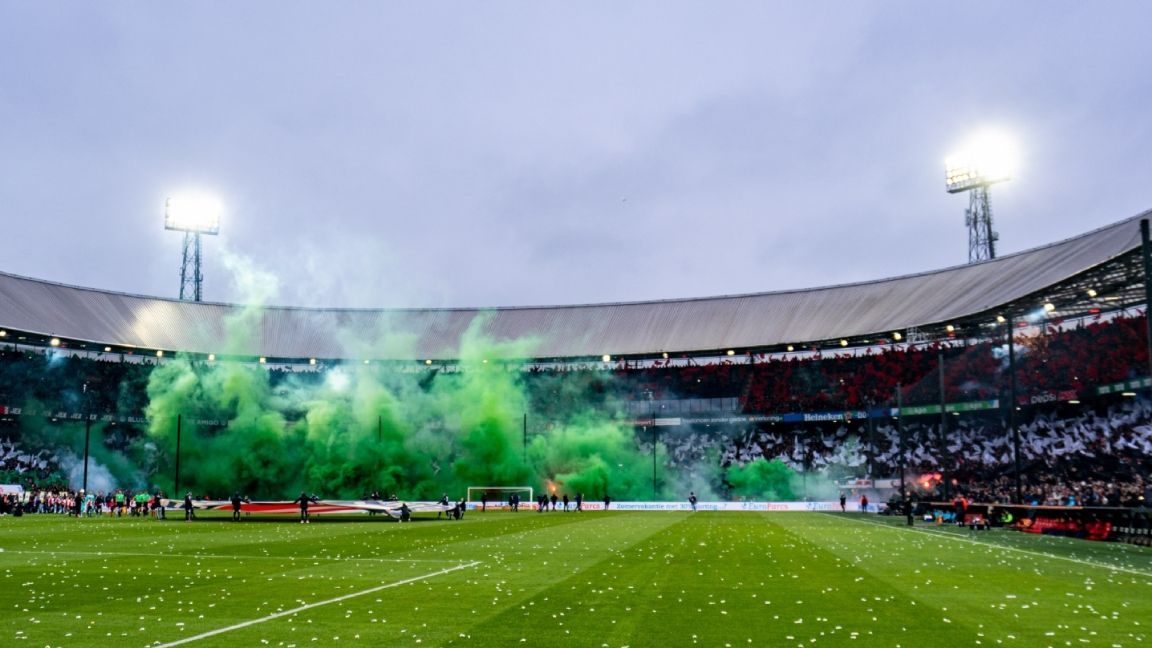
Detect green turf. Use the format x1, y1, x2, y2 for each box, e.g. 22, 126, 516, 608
2, 511, 1151, 646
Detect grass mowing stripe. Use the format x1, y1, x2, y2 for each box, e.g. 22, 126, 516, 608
829, 513, 1152, 579
380, 512, 692, 645
0, 549, 467, 563
150, 560, 481, 647
771, 513, 1152, 644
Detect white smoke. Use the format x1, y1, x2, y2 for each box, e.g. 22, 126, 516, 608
56, 450, 121, 494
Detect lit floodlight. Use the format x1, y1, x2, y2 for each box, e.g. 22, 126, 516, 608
892, 332, 902, 341
944, 130, 1018, 193
946, 129, 1016, 263
167, 195, 222, 302
602, 354, 611, 362
165, 196, 222, 234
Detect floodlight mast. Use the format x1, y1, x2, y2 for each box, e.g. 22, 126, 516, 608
179, 232, 203, 301
966, 185, 995, 262
945, 150, 1011, 263
164, 197, 221, 302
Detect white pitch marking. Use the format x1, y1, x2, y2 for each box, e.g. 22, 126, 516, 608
152, 560, 481, 647
827, 513, 1152, 579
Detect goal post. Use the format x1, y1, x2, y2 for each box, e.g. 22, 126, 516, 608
466, 486, 534, 506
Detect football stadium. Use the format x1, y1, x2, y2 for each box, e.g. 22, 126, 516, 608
3, 210, 1152, 646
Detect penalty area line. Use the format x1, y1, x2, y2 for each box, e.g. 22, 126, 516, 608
152, 560, 481, 647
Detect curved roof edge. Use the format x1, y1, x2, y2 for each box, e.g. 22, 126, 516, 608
0, 210, 1148, 360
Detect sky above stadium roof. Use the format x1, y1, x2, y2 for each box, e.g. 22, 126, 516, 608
1, 3, 1150, 310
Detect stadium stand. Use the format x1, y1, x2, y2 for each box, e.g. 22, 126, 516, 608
1, 211, 1152, 531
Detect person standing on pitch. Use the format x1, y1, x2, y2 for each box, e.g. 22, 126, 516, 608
293, 491, 313, 523
562, 493, 570, 511
575, 492, 583, 511
839, 491, 847, 512
153, 491, 166, 519
688, 491, 698, 512
231, 491, 243, 522
182, 492, 195, 521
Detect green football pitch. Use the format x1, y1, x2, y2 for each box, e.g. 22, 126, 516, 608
2, 511, 1151, 647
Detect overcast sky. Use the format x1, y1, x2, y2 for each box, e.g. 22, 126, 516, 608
1, 3, 1150, 309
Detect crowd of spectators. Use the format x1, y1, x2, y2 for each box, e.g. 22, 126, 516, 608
0, 436, 51, 478
652, 395, 1152, 506
0, 483, 166, 517
498, 313, 1152, 427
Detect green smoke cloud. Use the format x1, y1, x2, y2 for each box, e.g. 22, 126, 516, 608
144, 356, 301, 497
528, 416, 663, 501
144, 256, 299, 497
726, 458, 798, 500
139, 300, 691, 501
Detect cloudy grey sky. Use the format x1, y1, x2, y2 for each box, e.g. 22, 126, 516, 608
1, 3, 1150, 309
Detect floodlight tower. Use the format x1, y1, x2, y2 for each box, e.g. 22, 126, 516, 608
945, 131, 1015, 263
164, 197, 221, 302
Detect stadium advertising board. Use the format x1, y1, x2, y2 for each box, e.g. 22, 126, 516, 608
574, 501, 842, 512
1019, 390, 1077, 405
463, 501, 844, 512
633, 400, 1000, 427
1097, 377, 1152, 395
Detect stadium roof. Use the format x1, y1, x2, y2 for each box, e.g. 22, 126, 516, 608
0, 210, 1149, 362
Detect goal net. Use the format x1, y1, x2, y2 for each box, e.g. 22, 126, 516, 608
466, 486, 534, 507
